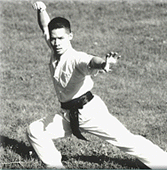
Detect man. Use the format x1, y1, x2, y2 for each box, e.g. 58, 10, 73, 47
27, 1, 167, 169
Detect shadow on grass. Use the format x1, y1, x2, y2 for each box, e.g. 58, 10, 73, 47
0, 135, 36, 159
64, 154, 150, 169
0, 136, 150, 169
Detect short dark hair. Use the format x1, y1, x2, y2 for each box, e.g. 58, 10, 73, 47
48, 17, 71, 34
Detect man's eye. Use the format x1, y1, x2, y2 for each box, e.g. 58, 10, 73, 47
50, 38, 55, 41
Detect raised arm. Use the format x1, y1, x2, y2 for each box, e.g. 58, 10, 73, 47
33, 1, 52, 49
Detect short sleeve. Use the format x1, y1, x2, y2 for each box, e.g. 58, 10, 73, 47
75, 52, 99, 76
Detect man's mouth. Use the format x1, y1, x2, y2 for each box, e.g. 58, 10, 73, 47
54, 47, 62, 53
56, 47, 61, 51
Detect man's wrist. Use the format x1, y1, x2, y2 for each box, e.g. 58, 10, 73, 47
101, 61, 106, 70
38, 8, 45, 12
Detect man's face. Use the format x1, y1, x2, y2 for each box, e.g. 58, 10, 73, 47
50, 28, 73, 56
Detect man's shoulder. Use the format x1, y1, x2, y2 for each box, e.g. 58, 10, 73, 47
71, 49, 94, 65
72, 49, 89, 58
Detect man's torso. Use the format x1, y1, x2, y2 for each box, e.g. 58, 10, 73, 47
49, 48, 97, 102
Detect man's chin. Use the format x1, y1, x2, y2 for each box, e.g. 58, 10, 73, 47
54, 50, 63, 56
54, 49, 67, 56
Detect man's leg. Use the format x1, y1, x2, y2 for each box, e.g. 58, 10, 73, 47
79, 95, 167, 169
26, 113, 72, 168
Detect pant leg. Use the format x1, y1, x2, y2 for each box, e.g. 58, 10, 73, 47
26, 113, 72, 168
79, 95, 167, 169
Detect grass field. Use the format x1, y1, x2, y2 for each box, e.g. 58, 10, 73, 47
0, 0, 167, 169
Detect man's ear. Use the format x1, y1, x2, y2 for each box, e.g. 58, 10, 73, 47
69, 32, 73, 40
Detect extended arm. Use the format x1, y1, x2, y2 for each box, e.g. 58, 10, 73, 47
89, 52, 121, 72
33, 1, 51, 49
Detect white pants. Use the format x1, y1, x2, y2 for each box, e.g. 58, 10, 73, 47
27, 95, 167, 169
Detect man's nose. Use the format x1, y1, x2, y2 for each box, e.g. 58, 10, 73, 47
54, 39, 60, 46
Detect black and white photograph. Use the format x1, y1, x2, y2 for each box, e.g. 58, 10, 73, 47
0, 0, 167, 169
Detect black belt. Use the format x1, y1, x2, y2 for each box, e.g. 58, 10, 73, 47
61, 91, 94, 141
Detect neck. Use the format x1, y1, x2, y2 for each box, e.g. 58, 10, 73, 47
53, 53, 61, 61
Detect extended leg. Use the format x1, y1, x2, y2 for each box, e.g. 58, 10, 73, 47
79, 95, 167, 169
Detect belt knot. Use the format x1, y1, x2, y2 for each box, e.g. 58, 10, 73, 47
61, 91, 94, 141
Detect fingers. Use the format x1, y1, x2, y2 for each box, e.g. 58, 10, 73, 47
106, 52, 117, 58
32, 3, 37, 10
32, 1, 46, 11
105, 51, 121, 65
106, 51, 121, 60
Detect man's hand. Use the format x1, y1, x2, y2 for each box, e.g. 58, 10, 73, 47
103, 52, 121, 72
32, 1, 46, 11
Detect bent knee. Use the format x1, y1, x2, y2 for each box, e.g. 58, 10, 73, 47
27, 120, 44, 138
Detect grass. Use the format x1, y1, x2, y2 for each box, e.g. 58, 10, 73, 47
1, 0, 167, 169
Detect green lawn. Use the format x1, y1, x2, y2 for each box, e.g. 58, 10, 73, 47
0, 0, 167, 169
